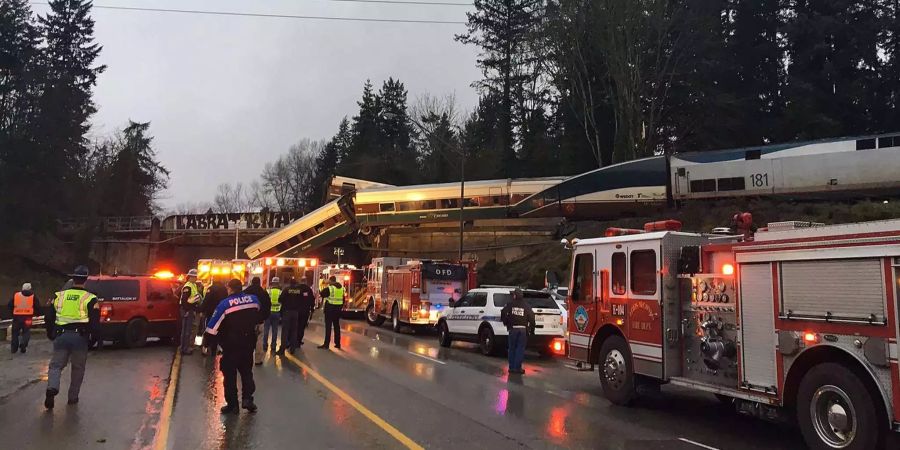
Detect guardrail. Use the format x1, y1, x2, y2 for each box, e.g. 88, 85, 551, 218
57, 216, 154, 234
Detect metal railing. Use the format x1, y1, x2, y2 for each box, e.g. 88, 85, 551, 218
57, 216, 154, 234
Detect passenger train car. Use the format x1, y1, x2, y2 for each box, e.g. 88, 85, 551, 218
244, 195, 355, 259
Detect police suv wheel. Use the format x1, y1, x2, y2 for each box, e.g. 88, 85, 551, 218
391, 305, 401, 332
796, 363, 884, 450
598, 335, 636, 405
479, 326, 498, 356
124, 318, 148, 349
438, 321, 452, 347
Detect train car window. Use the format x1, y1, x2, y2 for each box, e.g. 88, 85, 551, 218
441, 199, 458, 208
717, 177, 745, 191
611, 253, 626, 295
630, 250, 657, 295
571, 253, 594, 302
689, 179, 716, 193
745, 150, 761, 160
422, 200, 437, 210
379, 203, 395, 212
878, 136, 895, 148
856, 138, 877, 150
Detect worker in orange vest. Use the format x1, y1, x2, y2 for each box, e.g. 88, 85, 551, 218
7, 283, 40, 354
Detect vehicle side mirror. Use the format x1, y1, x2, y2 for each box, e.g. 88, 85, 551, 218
448, 299, 455, 307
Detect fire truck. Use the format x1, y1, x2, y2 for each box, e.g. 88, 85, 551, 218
246, 257, 320, 290
319, 264, 366, 315
563, 218, 900, 449
365, 259, 476, 332
196, 259, 249, 288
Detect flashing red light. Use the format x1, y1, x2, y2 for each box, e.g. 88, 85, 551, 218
722, 263, 735, 276
154, 270, 175, 279
644, 219, 682, 232
551, 339, 565, 355
343, 275, 351, 282
804, 332, 817, 343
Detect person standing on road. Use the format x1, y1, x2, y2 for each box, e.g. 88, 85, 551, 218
44, 265, 99, 409
318, 276, 344, 350
206, 279, 260, 414
8, 283, 40, 354
179, 269, 204, 355
263, 277, 282, 352
200, 281, 227, 357
295, 280, 315, 347
277, 278, 301, 355
243, 277, 271, 365
500, 289, 535, 375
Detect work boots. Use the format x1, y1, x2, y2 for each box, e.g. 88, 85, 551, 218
242, 398, 258, 413
44, 388, 58, 409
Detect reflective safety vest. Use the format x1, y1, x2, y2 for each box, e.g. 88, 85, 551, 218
12, 292, 34, 316
53, 289, 95, 326
268, 288, 282, 312
326, 285, 345, 306
183, 281, 202, 304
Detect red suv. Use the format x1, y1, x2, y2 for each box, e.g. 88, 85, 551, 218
86, 275, 181, 348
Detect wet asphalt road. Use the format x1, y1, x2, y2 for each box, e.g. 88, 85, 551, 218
0, 317, 810, 450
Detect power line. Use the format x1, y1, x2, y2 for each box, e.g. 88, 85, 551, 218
326, 0, 472, 6
28, 2, 468, 25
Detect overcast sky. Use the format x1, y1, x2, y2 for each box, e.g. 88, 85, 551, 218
32, 0, 481, 210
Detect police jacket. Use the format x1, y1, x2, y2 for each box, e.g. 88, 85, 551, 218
280, 283, 315, 313
201, 282, 227, 318
205, 292, 260, 350
242, 283, 271, 323
500, 297, 536, 330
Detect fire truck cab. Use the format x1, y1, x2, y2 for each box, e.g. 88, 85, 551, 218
366, 259, 476, 332
565, 219, 900, 450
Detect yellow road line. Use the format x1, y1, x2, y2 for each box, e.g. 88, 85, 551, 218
152, 350, 182, 450
284, 353, 424, 450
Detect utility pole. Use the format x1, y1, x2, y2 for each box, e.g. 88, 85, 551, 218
458, 150, 465, 262
233, 218, 246, 259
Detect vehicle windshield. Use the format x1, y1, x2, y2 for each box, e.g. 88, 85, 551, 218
494, 292, 558, 309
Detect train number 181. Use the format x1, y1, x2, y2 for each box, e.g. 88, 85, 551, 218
750, 173, 769, 187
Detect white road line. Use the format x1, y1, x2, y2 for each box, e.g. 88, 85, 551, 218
407, 351, 447, 365
678, 437, 720, 450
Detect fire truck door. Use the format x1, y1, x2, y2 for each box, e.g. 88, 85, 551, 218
621, 242, 664, 375
568, 250, 596, 361
738, 263, 778, 392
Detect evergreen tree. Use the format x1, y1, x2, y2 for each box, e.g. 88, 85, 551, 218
99, 121, 169, 216
377, 78, 418, 185
342, 80, 382, 181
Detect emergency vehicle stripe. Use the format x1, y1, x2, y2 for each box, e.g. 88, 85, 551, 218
205, 303, 260, 335
630, 342, 662, 359
569, 334, 591, 347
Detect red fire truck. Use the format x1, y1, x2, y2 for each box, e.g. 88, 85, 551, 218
564, 218, 900, 449
365, 259, 476, 332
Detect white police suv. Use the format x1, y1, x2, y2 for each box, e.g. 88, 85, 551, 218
436, 286, 566, 356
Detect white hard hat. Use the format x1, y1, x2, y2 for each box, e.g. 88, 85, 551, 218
271, 277, 280, 284
22, 283, 32, 291
187, 269, 198, 277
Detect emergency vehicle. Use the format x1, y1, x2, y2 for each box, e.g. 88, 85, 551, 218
246, 257, 320, 289
366, 259, 476, 332
563, 217, 900, 450
89, 271, 181, 348
196, 259, 249, 288
319, 264, 366, 315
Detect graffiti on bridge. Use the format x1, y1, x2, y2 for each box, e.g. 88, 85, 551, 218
164, 212, 303, 231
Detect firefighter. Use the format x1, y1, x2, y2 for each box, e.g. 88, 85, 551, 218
44, 265, 99, 409
500, 288, 535, 375
242, 277, 271, 365
8, 283, 40, 354
179, 269, 203, 355
263, 277, 282, 352
295, 279, 315, 347
318, 276, 344, 350
206, 279, 260, 414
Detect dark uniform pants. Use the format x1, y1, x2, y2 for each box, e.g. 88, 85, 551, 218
297, 310, 310, 345
280, 310, 299, 352
220, 343, 255, 406
11, 317, 31, 352
48, 331, 89, 401
323, 304, 342, 348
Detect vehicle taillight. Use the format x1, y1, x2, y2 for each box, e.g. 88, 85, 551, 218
559, 315, 564, 326
100, 304, 113, 320
551, 338, 566, 355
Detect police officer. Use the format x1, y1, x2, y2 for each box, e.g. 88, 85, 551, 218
500, 289, 535, 375
318, 276, 344, 350
206, 279, 260, 414
200, 281, 227, 357
44, 265, 99, 408
295, 279, 315, 347
277, 278, 302, 355
242, 277, 271, 365
179, 269, 203, 355
8, 282, 40, 354
263, 277, 282, 352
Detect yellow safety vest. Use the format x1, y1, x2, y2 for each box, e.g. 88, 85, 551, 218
53, 289, 95, 326
183, 281, 202, 304
13, 292, 34, 315
269, 288, 282, 312
326, 285, 345, 306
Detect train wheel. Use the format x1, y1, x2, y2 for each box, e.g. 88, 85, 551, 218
796, 363, 884, 450
598, 335, 636, 406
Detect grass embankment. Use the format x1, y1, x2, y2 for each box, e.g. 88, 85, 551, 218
478, 198, 900, 288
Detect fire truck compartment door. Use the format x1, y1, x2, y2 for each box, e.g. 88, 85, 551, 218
739, 263, 778, 392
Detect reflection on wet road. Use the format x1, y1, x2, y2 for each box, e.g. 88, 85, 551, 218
0, 320, 808, 449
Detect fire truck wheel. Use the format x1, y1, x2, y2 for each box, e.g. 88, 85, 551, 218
124, 318, 149, 348
438, 321, 452, 347
366, 302, 384, 326
478, 326, 499, 356
796, 363, 884, 450
598, 335, 636, 406
391, 304, 402, 332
